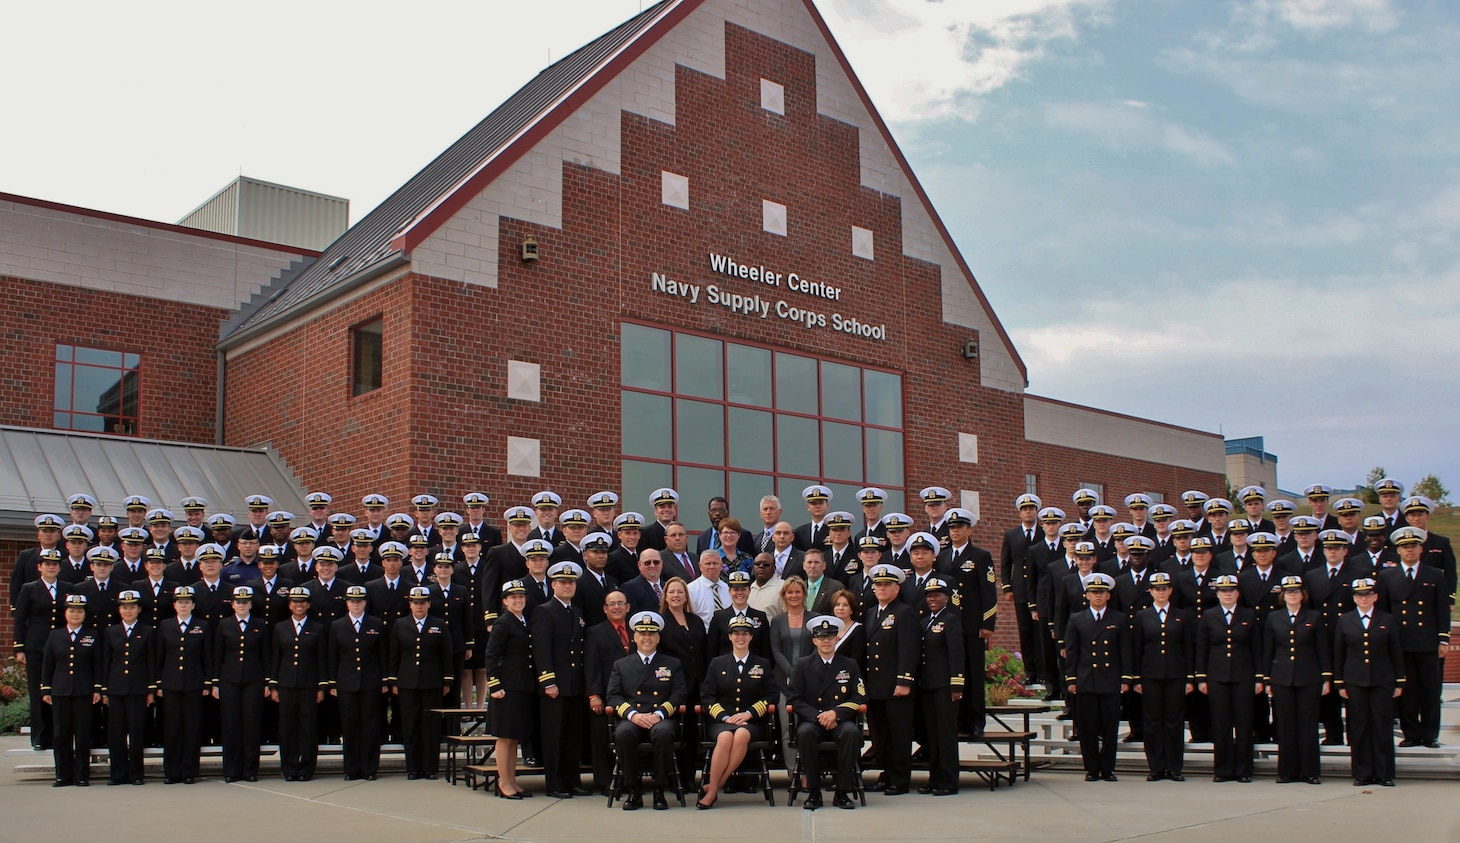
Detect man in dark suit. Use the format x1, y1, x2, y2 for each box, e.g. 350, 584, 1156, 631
1062, 573, 1125, 781
304, 547, 350, 625
621, 550, 673, 615
461, 491, 505, 550
483, 508, 534, 621
270, 588, 328, 781
330, 586, 388, 781
1333, 577, 1403, 786
706, 571, 771, 661
1378, 527, 1450, 748
606, 610, 688, 811
787, 616, 866, 810
585, 591, 633, 792
1277, 517, 1325, 572
802, 549, 842, 615
71, 545, 124, 632
8, 514, 65, 608
1000, 494, 1043, 683
1351, 518, 1400, 570
58, 525, 94, 586
638, 488, 679, 552
862, 563, 919, 794
937, 512, 996, 735
391, 586, 454, 779
606, 513, 646, 583
573, 533, 619, 627
917, 576, 964, 795
1306, 530, 1375, 743
660, 523, 697, 582
41, 594, 102, 786
1403, 496, 1458, 598
767, 521, 804, 580
245, 549, 293, 628
339, 532, 384, 585
531, 561, 591, 797
792, 484, 834, 553
101, 590, 155, 785
1026, 510, 1066, 689
14, 550, 69, 750
695, 496, 757, 558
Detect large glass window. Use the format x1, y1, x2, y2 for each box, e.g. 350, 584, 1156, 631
620, 323, 906, 527
54, 345, 140, 435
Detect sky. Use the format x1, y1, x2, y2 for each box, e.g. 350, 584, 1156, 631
5, 0, 1457, 495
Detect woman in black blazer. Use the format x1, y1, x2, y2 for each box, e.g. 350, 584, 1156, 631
484, 580, 535, 798
698, 616, 778, 808
658, 577, 707, 789
1262, 576, 1330, 784
829, 589, 866, 667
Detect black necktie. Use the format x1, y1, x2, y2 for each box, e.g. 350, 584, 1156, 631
70, 631, 77, 642
1025, 529, 1034, 543
1406, 567, 1415, 580
1330, 568, 1338, 581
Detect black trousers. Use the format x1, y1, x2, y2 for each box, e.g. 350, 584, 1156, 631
796, 718, 861, 793
1186, 687, 1211, 742
1207, 680, 1254, 778
1398, 651, 1441, 743
219, 680, 264, 780
1073, 690, 1119, 776
161, 688, 203, 781
1038, 620, 1062, 699
51, 694, 93, 784
277, 687, 320, 779
399, 687, 443, 776
540, 694, 587, 791
919, 687, 959, 791
868, 695, 914, 788
958, 635, 987, 733
106, 693, 149, 783
1346, 684, 1396, 782
338, 689, 383, 779
1318, 683, 1345, 742
1013, 600, 1040, 680
1253, 689, 1273, 742
25, 655, 52, 747
1121, 687, 1144, 738
613, 717, 677, 791
1271, 683, 1321, 779
1140, 678, 1186, 775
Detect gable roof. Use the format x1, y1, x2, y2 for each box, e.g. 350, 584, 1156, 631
220, 0, 1026, 381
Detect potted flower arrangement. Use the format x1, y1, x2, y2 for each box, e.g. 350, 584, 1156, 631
984, 647, 1038, 705
0, 657, 28, 734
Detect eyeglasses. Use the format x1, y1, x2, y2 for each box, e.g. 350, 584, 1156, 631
642, 560, 662, 566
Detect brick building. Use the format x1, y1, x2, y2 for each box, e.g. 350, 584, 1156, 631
2, 0, 1229, 654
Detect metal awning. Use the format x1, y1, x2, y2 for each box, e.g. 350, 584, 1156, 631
0, 426, 308, 532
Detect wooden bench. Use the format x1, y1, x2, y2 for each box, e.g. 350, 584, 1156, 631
444, 735, 497, 785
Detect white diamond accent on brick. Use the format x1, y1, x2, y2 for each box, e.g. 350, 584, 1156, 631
507, 360, 541, 402
763, 200, 787, 236
852, 226, 874, 260
760, 78, 785, 114
958, 433, 978, 464
661, 171, 689, 210
507, 437, 541, 477
960, 491, 981, 526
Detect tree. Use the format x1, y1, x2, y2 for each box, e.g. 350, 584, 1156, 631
1360, 466, 1388, 505
1410, 475, 1450, 507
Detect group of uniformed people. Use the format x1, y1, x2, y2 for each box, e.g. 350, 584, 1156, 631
7, 478, 1451, 795
1001, 480, 1452, 787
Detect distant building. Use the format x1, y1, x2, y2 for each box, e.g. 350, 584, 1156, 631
1226, 436, 1278, 495
179, 176, 348, 252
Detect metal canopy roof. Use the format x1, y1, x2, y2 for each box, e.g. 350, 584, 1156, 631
0, 426, 308, 532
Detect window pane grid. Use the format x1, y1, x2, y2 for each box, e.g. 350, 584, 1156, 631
53, 343, 140, 436
622, 321, 904, 507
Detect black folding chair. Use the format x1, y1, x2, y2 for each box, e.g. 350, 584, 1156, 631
785, 704, 867, 807
695, 704, 778, 806
604, 707, 688, 808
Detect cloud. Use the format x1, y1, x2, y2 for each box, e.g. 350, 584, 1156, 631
1252, 0, 1399, 35
824, 0, 1108, 123
1043, 100, 1235, 165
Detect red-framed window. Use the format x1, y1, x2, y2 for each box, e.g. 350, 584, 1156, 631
54, 344, 141, 436
351, 316, 384, 397
620, 321, 907, 526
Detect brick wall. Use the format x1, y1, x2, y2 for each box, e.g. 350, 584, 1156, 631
0, 274, 226, 442
0, 539, 17, 651
1026, 440, 1227, 514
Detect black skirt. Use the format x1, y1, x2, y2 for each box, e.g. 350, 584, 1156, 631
489, 689, 533, 741
706, 719, 765, 743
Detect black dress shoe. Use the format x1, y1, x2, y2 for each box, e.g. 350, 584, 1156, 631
917, 785, 935, 794
76, 781, 89, 787
407, 773, 420, 781
622, 792, 643, 811
833, 791, 855, 809
285, 775, 298, 782
1380, 779, 1395, 787
1122, 733, 1143, 743
1056, 711, 1074, 721
572, 786, 592, 796
653, 790, 668, 810
496, 785, 524, 800
1424, 741, 1442, 749
184, 778, 196, 784
930, 787, 956, 796
1354, 778, 1367, 786
910, 748, 928, 763
423, 774, 438, 781
108, 780, 126, 786
1275, 776, 1293, 783
523, 756, 540, 767
224, 777, 238, 783
366, 775, 377, 781
1321, 738, 1344, 746
1237, 776, 1252, 783
1146, 773, 1166, 782
803, 792, 823, 811
52, 780, 72, 788
1167, 773, 1185, 782
883, 786, 909, 796
1100, 773, 1118, 782
546, 789, 573, 798
132, 779, 144, 786
1085, 773, 1099, 782
245, 776, 258, 782
1213, 776, 1233, 782
164, 778, 180, 785
869, 780, 889, 792
1305, 777, 1321, 785
1398, 739, 1420, 747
